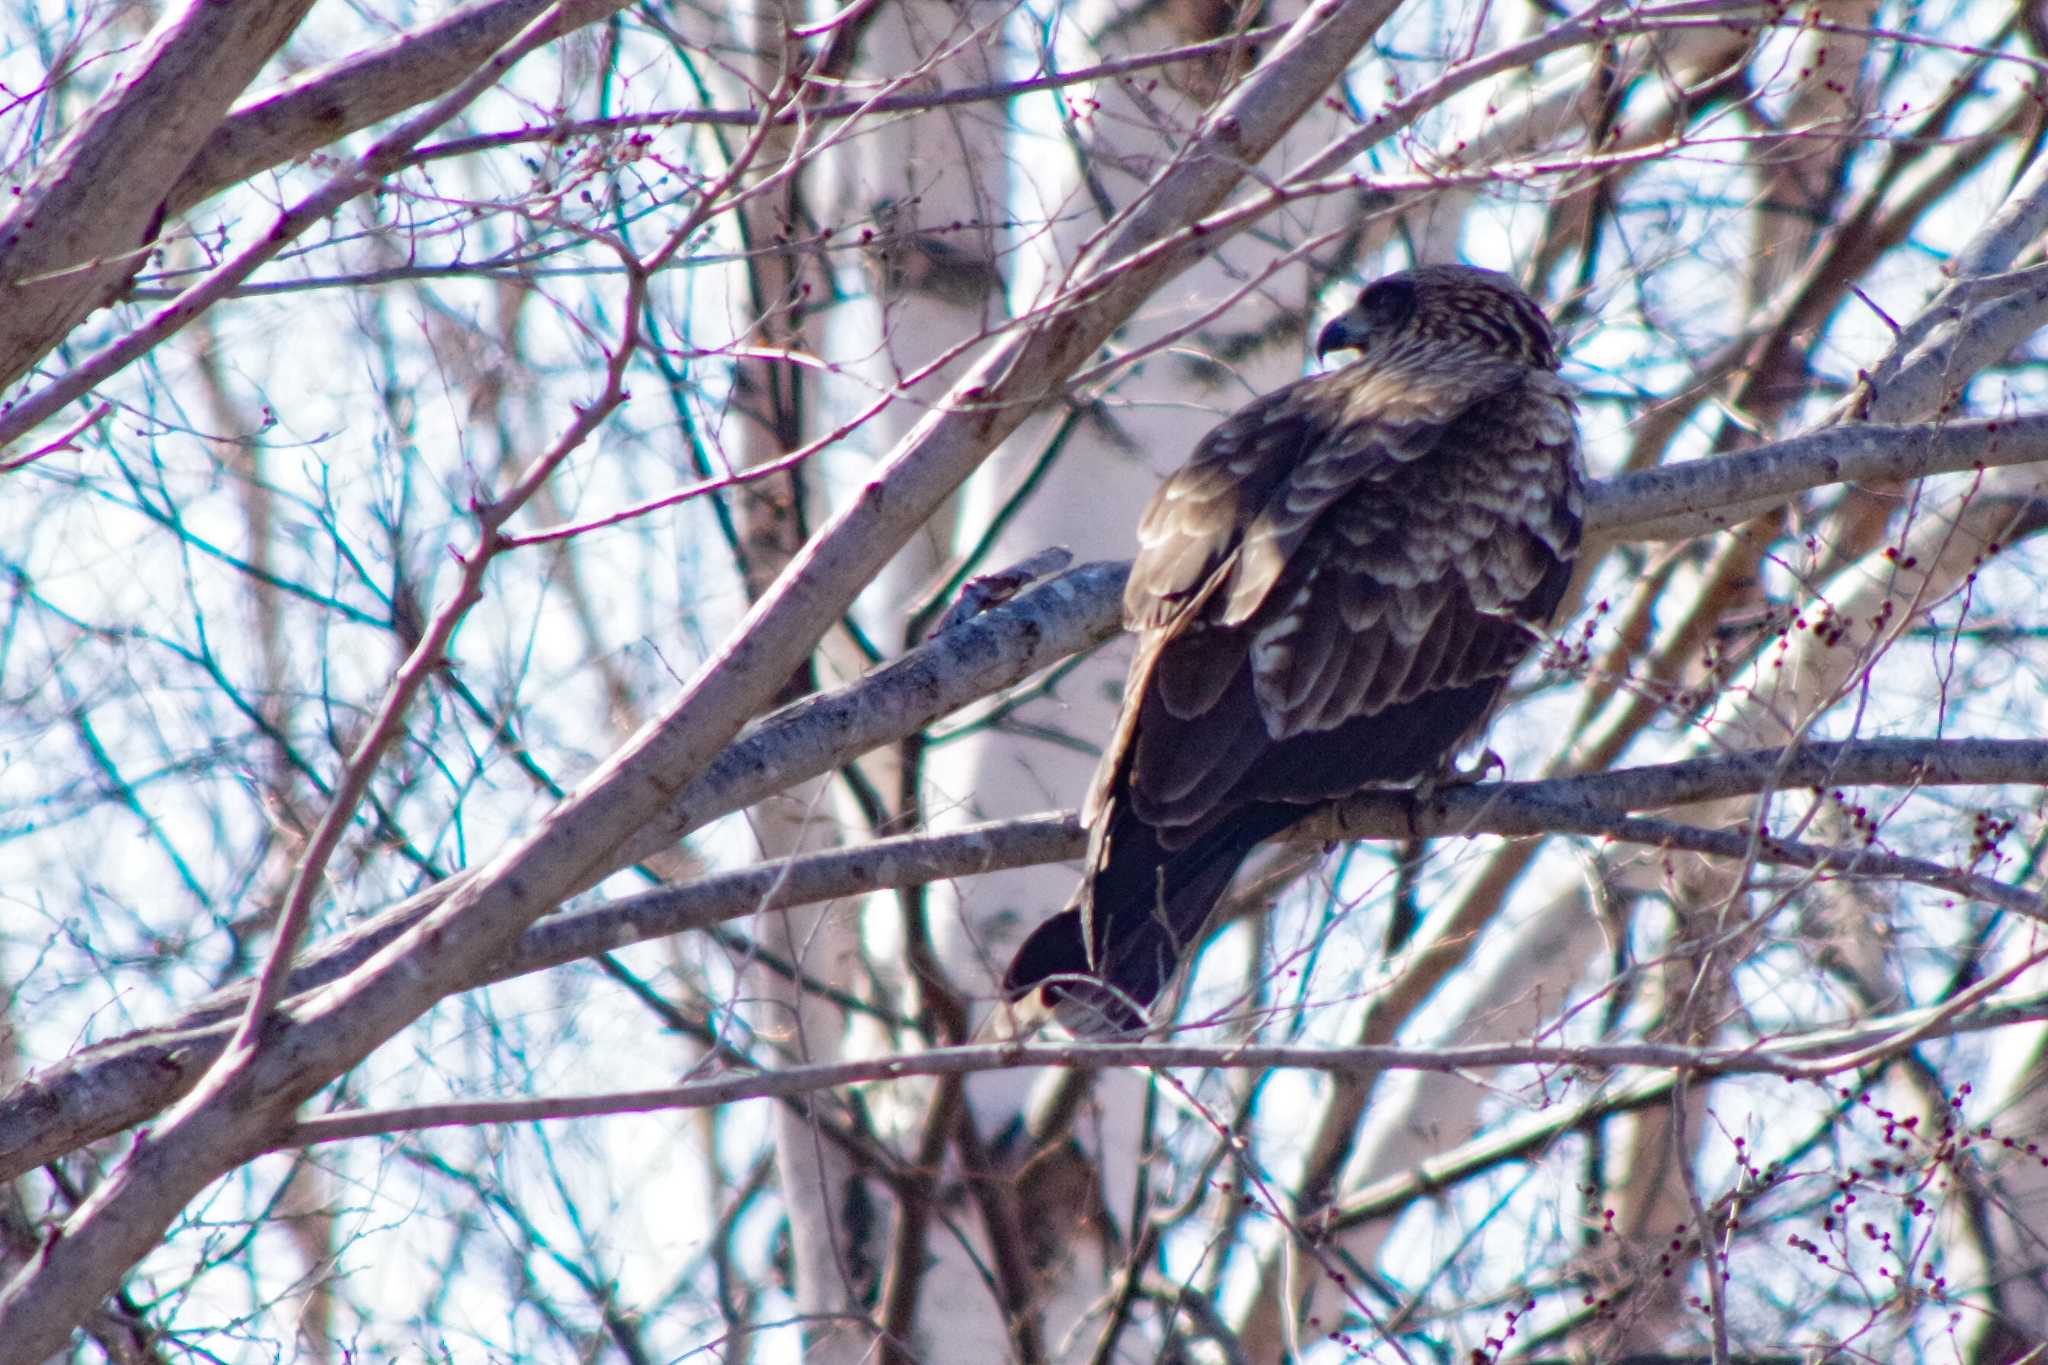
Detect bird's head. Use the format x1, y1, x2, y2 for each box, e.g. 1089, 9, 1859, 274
1315, 264, 1560, 373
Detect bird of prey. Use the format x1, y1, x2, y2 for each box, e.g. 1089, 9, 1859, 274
1002, 264, 1584, 1032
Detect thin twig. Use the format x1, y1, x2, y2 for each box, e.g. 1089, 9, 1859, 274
273, 986, 2048, 1148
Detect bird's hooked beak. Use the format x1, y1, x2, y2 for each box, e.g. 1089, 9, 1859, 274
1316, 313, 1364, 365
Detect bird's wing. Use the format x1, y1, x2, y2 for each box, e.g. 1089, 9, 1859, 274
1102, 369, 1580, 835
1121, 366, 1498, 635
1080, 385, 1331, 829
1246, 371, 1581, 739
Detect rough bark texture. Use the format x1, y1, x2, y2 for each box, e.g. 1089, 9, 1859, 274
0, 0, 320, 389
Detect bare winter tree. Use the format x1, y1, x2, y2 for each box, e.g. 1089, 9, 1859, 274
4, 0, 2048, 1361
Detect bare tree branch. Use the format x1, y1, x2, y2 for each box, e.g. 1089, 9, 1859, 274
0, 0, 626, 452
0, 4, 1425, 1341
272, 982, 2048, 1148
0, 0, 320, 387
167, 0, 628, 217
7, 1, 2048, 1356
5, 733, 2040, 1187
1592, 414, 2048, 543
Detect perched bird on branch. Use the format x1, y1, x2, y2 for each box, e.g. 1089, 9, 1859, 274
1003, 264, 1584, 1033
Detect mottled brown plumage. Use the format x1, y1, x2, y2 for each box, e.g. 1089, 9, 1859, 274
1003, 264, 1584, 1032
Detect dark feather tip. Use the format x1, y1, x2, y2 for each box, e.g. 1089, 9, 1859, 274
1004, 907, 1153, 1035
1002, 906, 1087, 1000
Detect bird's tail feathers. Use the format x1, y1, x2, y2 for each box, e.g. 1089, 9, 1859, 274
1003, 802, 1300, 1034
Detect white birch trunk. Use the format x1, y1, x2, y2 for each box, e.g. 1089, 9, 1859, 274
817, 1, 1022, 1355
722, 4, 875, 1357
918, 1, 1343, 1356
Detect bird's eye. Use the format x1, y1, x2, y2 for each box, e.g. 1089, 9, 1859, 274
1357, 278, 1417, 328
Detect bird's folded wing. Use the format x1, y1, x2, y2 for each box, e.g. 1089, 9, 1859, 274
1108, 373, 1581, 831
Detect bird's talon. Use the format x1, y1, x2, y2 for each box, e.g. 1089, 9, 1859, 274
1448, 748, 1504, 786
1412, 750, 1500, 807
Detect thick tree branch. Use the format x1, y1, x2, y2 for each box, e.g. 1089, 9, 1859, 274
190, 21, 1290, 203
3, 24, 2041, 1330
1590, 413, 2048, 543
542, 735, 2048, 961
0, 0, 625, 455
0, 398, 2035, 1195
6, 735, 2042, 1183
0, 561, 1121, 1181
1318, 737, 2048, 842
167, 0, 626, 217
0, 0, 320, 389
0, 0, 1411, 1312
6, 1, 2043, 1356
611, 561, 1126, 868
597, 415, 2048, 867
